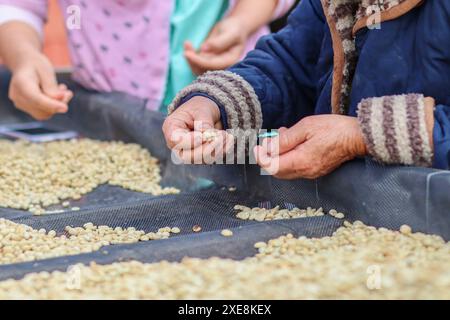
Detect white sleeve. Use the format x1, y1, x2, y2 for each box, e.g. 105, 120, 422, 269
0, 4, 44, 37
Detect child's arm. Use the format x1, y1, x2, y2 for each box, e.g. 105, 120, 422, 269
185, 0, 295, 75
0, 2, 71, 120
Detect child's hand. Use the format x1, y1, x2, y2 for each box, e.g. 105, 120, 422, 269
184, 16, 249, 75
162, 96, 234, 164
9, 52, 73, 120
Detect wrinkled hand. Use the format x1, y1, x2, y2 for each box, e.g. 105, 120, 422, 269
184, 16, 249, 75
162, 96, 234, 164
9, 52, 73, 120
254, 115, 367, 179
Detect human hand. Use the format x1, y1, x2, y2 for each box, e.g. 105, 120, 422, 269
162, 96, 234, 164
254, 115, 368, 179
8, 52, 73, 120
184, 16, 249, 75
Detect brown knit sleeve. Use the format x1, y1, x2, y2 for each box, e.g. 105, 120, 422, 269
357, 94, 434, 167
168, 71, 263, 131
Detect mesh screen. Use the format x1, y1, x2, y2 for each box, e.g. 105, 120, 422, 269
0, 73, 448, 282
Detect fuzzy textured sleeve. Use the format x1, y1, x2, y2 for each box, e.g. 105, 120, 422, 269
168, 71, 262, 131
357, 94, 434, 167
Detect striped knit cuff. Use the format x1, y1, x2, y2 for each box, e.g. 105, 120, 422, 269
168, 71, 263, 131
357, 94, 434, 167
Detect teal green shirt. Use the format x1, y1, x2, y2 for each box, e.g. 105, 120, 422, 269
161, 0, 229, 111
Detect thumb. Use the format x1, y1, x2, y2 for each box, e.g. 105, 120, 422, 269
271, 124, 308, 156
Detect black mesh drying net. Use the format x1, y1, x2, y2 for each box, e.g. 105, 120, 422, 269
0, 75, 449, 281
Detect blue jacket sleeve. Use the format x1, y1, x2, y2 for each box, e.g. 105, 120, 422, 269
168, 0, 327, 131
433, 105, 450, 169
228, 0, 326, 129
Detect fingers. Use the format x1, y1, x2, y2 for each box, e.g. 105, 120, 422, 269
42, 82, 73, 104
27, 78, 68, 113
254, 145, 281, 176
163, 110, 204, 150
184, 50, 214, 71
273, 151, 306, 180
175, 130, 231, 165
163, 111, 216, 150
37, 63, 60, 97
184, 41, 197, 54
277, 124, 307, 155
205, 130, 235, 163
175, 139, 204, 164
53, 84, 74, 104
184, 42, 206, 75
201, 29, 239, 53
223, 131, 235, 155
163, 96, 221, 150
184, 38, 243, 72
163, 115, 193, 149
255, 144, 304, 179
263, 124, 308, 157
10, 76, 69, 120
184, 49, 238, 73
28, 91, 68, 117
61, 89, 74, 104
255, 142, 327, 180
37, 62, 73, 105
8, 55, 72, 120
173, 131, 204, 151
180, 135, 233, 165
